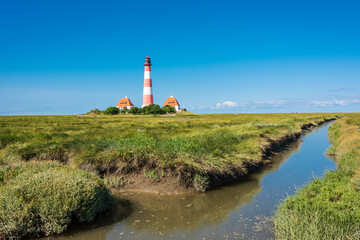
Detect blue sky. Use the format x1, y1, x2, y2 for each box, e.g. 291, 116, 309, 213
0, 0, 359, 115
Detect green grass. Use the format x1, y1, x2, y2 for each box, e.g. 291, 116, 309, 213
274, 113, 360, 240
0, 161, 113, 239
0, 113, 342, 238
0, 113, 339, 188
103, 175, 125, 188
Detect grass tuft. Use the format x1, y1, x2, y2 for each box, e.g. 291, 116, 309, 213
274, 114, 360, 239
0, 161, 113, 239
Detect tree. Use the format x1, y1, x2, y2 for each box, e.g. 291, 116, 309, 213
89, 109, 101, 115
142, 106, 150, 115
104, 107, 119, 115
137, 108, 144, 115
120, 108, 128, 114
129, 107, 140, 115
150, 104, 161, 114
161, 105, 176, 114
140, 104, 161, 115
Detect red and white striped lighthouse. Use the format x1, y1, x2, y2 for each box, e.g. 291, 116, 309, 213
142, 56, 154, 107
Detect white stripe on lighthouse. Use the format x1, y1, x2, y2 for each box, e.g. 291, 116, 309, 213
144, 71, 151, 79
143, 87, 152, 95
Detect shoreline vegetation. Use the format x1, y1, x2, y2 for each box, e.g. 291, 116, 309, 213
274, 114, 360, 239
91, 104, 177, 116
0, 113, 341, 238
0, 161, 113, 239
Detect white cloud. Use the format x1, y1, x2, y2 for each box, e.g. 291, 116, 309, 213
212, 101, 239, 109
250, 100, 289, 108
206, 97, 360, 111
311, 98, 360, 107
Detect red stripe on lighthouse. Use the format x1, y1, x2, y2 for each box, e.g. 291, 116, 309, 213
143, 95, 153, 104
144, 79, 152, 87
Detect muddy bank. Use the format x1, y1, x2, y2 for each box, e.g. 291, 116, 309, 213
113, 173, 194, 194
110, 118, 338, 194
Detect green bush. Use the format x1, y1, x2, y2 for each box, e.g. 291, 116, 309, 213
161, 105, 176, 114
142, 104, 161, 115
129, 107, 143, 115
130, 105, 174, 115
89, 109, 101, 115
104, 107, 119, 115
119, 108, 128, 114
0, 162, 113, 238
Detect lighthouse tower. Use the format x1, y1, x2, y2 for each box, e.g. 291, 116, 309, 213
142, 56, 153, 107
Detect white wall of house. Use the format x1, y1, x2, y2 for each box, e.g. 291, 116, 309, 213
117, 106, 133, 110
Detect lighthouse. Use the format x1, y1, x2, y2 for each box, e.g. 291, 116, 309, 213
142, 56, 154, 107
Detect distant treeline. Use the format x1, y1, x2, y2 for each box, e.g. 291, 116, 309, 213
89, 104, 176, 115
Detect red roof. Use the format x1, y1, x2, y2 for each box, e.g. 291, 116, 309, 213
163, 95, 180, 107
116, 96, 134, 108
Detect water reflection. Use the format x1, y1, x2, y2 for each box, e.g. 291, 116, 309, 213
45, 123, 335, 240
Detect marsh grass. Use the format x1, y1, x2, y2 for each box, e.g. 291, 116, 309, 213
0, 113, 341, 238
144, 169, 160, 180
0, 113, 338, 185
0, 161, 113, 239
274, 114, 360, 240
103, 175, 125, 188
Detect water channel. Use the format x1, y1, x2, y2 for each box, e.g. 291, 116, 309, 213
46, 122, 336, 240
